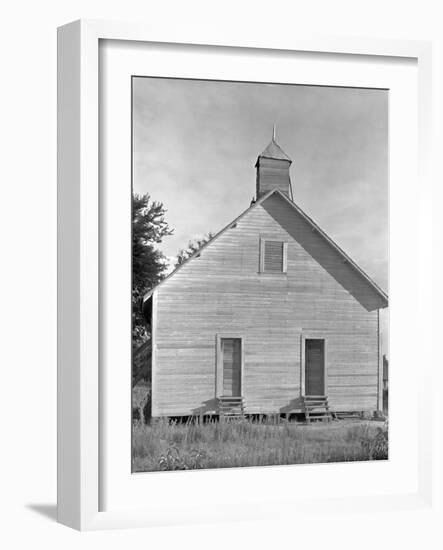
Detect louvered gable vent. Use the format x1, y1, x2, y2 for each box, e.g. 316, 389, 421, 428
264, 240, 283, 272
260, 239, 287, 273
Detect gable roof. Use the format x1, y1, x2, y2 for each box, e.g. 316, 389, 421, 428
143, 188, 388, 307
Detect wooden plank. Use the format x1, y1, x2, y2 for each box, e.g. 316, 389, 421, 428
377, 308, 383, 411
151, 290, 157, 416
152, 194, 382, 416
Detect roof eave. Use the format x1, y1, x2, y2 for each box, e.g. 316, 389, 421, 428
268, 189, 389, 305
255, 156, 292, 167
142, 188, 277, 303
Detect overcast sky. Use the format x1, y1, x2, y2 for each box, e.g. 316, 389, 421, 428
132, 77, 388, 297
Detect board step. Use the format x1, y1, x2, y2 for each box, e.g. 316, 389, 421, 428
333, 411, 361, 419
218, 397, 243, 402
217, 396, 245, 419
302, 395, 332, 424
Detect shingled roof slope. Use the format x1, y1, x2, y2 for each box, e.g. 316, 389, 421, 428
258, 138, 292, 162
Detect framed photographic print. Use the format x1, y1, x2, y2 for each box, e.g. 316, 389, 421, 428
57, 20, 433, 530
130, 76, 390, 470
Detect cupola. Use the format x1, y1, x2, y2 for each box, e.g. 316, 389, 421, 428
255, 126, 293, 200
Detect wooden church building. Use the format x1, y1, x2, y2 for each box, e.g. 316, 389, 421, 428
143, 132, 388, 419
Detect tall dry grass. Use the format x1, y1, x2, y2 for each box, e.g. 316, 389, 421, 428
132, 417, 388, 472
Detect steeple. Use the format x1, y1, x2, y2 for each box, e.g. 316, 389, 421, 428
255, 127, 293, 199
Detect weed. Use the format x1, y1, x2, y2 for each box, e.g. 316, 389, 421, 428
132, 417, 388, 472
158, 447, 208, 471
361, 422, 388, 460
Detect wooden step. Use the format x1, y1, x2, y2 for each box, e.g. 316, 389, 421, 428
302, 395, 333, 424
218, 396, 245, 418
217, 395, 243, 399
218, 398, 244, 403
304, 395, 328, 399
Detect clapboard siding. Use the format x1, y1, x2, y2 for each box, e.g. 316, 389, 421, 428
256, 157, 292, 198
152, 192, 382, 416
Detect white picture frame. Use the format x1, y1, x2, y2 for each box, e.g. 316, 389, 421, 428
57, 19, 433, 531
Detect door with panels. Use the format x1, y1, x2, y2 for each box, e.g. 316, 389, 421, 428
305, 339, 325, 396
221, 338, 242, 397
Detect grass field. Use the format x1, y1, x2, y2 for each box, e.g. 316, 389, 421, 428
132, 416, 388, 472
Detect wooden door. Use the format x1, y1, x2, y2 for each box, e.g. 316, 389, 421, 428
221, 338, 242, 396
305, 339, 325, 395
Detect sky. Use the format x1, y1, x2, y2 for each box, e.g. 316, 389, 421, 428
133, 77, 389, 351
133, 77, 388, 297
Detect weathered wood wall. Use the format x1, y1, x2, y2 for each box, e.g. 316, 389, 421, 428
152, 193, 385, 416
256, 157, 291, 198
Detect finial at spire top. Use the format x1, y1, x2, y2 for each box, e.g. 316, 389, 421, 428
272, 124, 276, 141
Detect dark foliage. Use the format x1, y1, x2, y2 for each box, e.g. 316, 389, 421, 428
132, 193, 173, 381
175, 232, 214, 268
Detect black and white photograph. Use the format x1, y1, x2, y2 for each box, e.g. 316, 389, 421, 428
131, 77, 389, 472
3, 0, 439, 543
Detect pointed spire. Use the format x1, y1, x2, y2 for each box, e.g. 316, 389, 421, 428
257, 129, 291, 162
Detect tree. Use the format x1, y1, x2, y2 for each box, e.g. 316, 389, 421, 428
175, 232, 214, 268
132, 193, 173, 350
